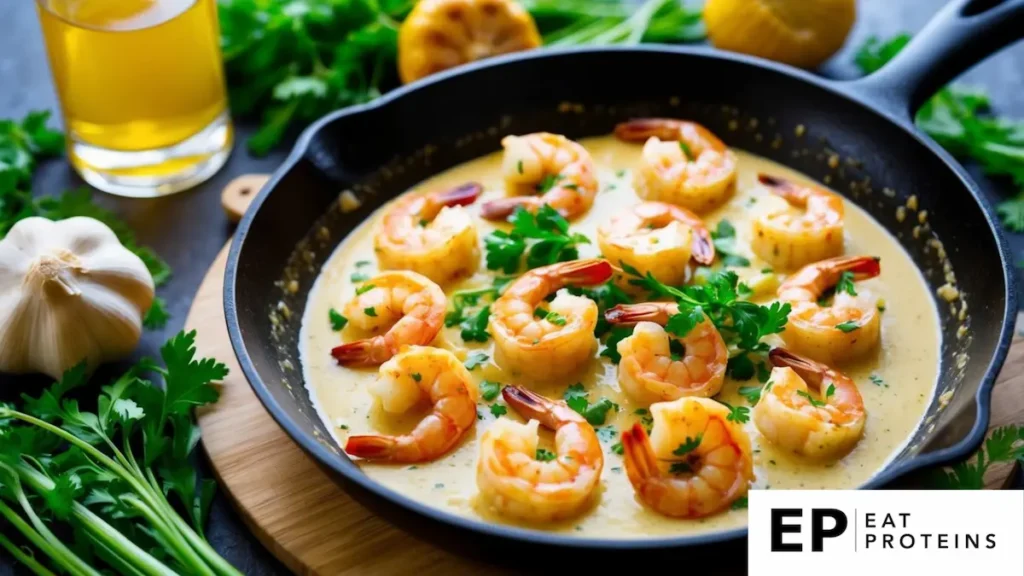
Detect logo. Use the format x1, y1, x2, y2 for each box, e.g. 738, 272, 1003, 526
748, 490, 1023, 575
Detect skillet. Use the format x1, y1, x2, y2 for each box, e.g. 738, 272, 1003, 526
225, 0, 1022, 564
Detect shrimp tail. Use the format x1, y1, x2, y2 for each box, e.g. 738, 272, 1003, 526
480, 197, 536, 220
621, 423, 660, 485
757, 173, 808, 205
690, 227, 715, 265
345, 435, 399, 459
502, 386, 559, 427
433, 182, 483, 208
769, 348, 827, 388
605, 302, 675, 325
331, 337, 389, 366
548, 258, 613, 287
831, 255, 882, 280
614, 118, 682, 142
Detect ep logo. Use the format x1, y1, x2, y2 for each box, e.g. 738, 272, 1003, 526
770, 508, 848, 552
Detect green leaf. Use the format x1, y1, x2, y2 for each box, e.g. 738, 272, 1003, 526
329, 308, 348, 331
480, 380, 501, 402
490, 404, 507, 417
460, 305, 491, 343
727, 353, 755, 380
731, 496, 749, 510
835, 271, 857, 296
672, 434, 703, 456
355, 283, 375, 296
854, 34, 912, 74
997, 194, 1024, 232
678, 141, 694, 161
598, 325, 634, 364
21, 361, 89, 421
464, 351, 489, 371
719, 401, 750, 424
143, 297, 171, 330
582, 398, 616, 426
161, 330, 228, 416
535, 448, 556, 462
797, 390, 827, 408
42, 472, 83, 521
835, 321, 860, 333
738, 384, 763, 405
484, 230, 526, 274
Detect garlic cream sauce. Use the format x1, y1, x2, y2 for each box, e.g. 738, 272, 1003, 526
299, 136, 940, 538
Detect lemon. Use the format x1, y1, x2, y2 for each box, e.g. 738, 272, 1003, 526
704, 0, 856, 69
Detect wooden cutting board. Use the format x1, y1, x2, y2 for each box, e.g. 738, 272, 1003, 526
189, 176, 1023, 575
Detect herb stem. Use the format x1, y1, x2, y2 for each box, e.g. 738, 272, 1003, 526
0, 501, 76, 576
0, 530, 57, 576
7, 478, 101, 576
125, 495, 217, 576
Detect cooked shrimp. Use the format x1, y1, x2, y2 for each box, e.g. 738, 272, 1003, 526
345, 347, 478, 462
480, 133, 598, 220
489, 259, 612, 381
605, 302, 728, 404
621, 397, 753, 518
476, 386, 603, 522
778, 255, 881, 364
331, 271, 446, 366
597, 201, 715, 289
615, 118, 737, 213
753, 348, 866, 459
375, 182, 483, 285
751, 174, 845, 270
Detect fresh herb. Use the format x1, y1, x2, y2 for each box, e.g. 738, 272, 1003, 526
350, 272, 370, 282
726, 353, 755, 380
611, 442, 624, 455
826, 384, 836, 399
544, 311, 567, 326
355, 260, 371, 267
562, 383, 616, 426
411, 372, 422, 383
480, 380, 501, 402
143, 297, 171, 330
596, 426, 618, 443
490, 404, 508, 417
731, 496, 749, 510
856, 34, 1024, 233
756, 361, 772, 383
796, 390, 827, 408
869, 374, 888, 388
931, 425, 1024, 488
363, 306, 377, 317
339, 424, 349, 430
0, 110, 63, 187
836, 271, 858, 296
598, 325, 634, 364
445, 287, 499, 342
678, 141, 694, 161
484, 205, 590, 273
535, 449, 557, 462
668, 338, 685, 362
535, 174, 563, 193
672, 435, 703, 456
835, 320, 860, 333
669, 462, 692, 474
534, 0, 706, 47
329, 308, 348, 331
355, 283, 375, 296
710, 220, 751, 268
738, 384, 764, 405
459, 305, 491, 343
464, 351, 489, 371
517, 160, 524, 174
568, 281, 633, 337
720, 401, 750, 424
0, 331, 241, 576
634, 408, 654, 434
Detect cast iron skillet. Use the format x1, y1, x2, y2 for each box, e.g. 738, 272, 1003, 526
225, 0, 1022, 563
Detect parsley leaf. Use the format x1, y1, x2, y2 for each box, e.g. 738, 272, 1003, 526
669, 462, 692, 474
931, 425, 1024, 489
355, 283, 375, 296
835, 321, 860, 333
143, 297, 170, 330
854, 34, 911, 74
835, 271, 857, 296
710, 219, 750, 268
329, 308, 348, 331
611, 442, 624, 455
869, 374, 888, 388
490, 404, 508, 417
731, 496, 749, 510
678, 141, 694, 161
460, 305, 491, 343
480, 380, 501, 402
796, 390, 828, 408
719, 401, 750, 424
363, 306, 377, 317
582, 398, 616, 426
738, 384, 764, 405
484, 205, 590, 273
535, 449, 556, 462
464, 351, 489, 371
599, 325, 634, 364
563, 383, 589, 414
672, 435, 703, 456
726, 353, 755, 380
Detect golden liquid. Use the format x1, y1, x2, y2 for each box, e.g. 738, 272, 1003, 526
38, 0, 227, 152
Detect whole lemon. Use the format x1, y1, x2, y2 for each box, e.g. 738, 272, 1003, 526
704, 0, 857, 69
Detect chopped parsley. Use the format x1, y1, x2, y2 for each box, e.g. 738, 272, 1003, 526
720, 401, 751, 424
490, 404, 508, 417
350, 272, 370, 282
355, 283, 375, 296
563, 383, 617, 426
836, 271, 858, 296
672, 435, 703, 456
484, 205, 590, 274
363, 306, 377, 317
596, 426, 618, 443
411, 373, 422, 382
669, 462, 693, 474
738, 384, 764, 405
598, 325, 634, 364
544, 310, 567, 326
869, 374, 888, 388
726, 353, 756, 380
535, 449, 556, 462
611, 442, 624, 455
835, 320, 860, 333
535, 174, 563, 193
669, 338, 685, 362
459, 305, 491, 343
355, 260, 371, 267
328, 308, 348, 331
464, 351, 489, 371
710, 220, 751, 268
445, 287, 498, 343
480, 380, 501, 402
516, 160, 524, 174
678, 141, 695, 161
797, 390, 828, 408
568, 281, 634, 338
731, 497, 749, 510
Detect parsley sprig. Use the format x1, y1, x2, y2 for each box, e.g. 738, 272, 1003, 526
484, 205, 591, 274
932, 425, 1024, 489
0, 331, 241, 576
710, 220, 750, 268
563, 383, 618, 426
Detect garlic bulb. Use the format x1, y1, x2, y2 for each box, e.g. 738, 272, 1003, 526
0, 217, 155, 379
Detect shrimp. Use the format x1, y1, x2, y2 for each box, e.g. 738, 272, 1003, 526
605, 302, 728, 404
621, 397, 753, 518
345, 347, 478, 462
480, 133, 598, 221
615, 118, 737, 213
753, 348, 866, 459
375, 182, 483, 285
597, 201, 715, 289
476, 386, 603, 522
489, 259, 612, 381
331, 271, 446, 366
778, 255, 881, 364
751, 174, 845, 270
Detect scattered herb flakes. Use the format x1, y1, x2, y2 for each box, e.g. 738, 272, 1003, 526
363, 306, 377, 317
535, 449, 556, 462
329, 308, 348, 331
611, 442, 624, 455
480, 380, 501, 402
731, 497, 749, 510
738, 384, 763, 405
672, 435, 703, 456
596, 426, 618, 443
411, 373, 422, 383
464, 351, 489, 371
460, 305, 491, 343
719, 401, 750, 424
355, 260, 371, 267
545, 310, 568, 326
835, 320, 860, 333
678, 141, 695, 161
836, 271, 858, 296
669, 462, 693, 474
516, 160, 524, 174
355, 283, 375, 296
490, 404, 508, 417
869, 374, 888, 388
350, 272, 370, 282
796, 390, 827, 408
710, 220, 751, 268
825, 384, 836, 399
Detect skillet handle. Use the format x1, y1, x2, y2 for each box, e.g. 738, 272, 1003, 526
843, 0, 1024, 120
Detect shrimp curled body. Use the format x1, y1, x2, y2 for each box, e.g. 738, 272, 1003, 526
751, 174, 844, 270
598, 201, 715, 289
605, 302, 728, 404
753, 348, 866, 459
489, 259, 613, 382
481, 133, 598, 220
615, 118, 737, 213
477, 386, 603, 522
331, 271, 446, 366
345, 346, 478, 463
621, 397, 753, 518
375, 182, 483, 285
778, 255, 881, 364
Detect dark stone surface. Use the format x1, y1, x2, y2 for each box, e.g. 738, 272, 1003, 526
0, 1, 1020, 574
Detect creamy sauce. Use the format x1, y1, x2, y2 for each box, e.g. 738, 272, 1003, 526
299, 136, 940, 539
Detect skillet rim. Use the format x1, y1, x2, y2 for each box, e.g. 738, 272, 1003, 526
224, 44, 1018, 550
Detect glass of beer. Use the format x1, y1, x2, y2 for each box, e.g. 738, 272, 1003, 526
37, 0, 233, 197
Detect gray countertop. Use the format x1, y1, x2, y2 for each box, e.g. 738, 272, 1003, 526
0, 0, 1021, 574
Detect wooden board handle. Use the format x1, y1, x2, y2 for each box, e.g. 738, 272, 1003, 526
222, 174, 271, 223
